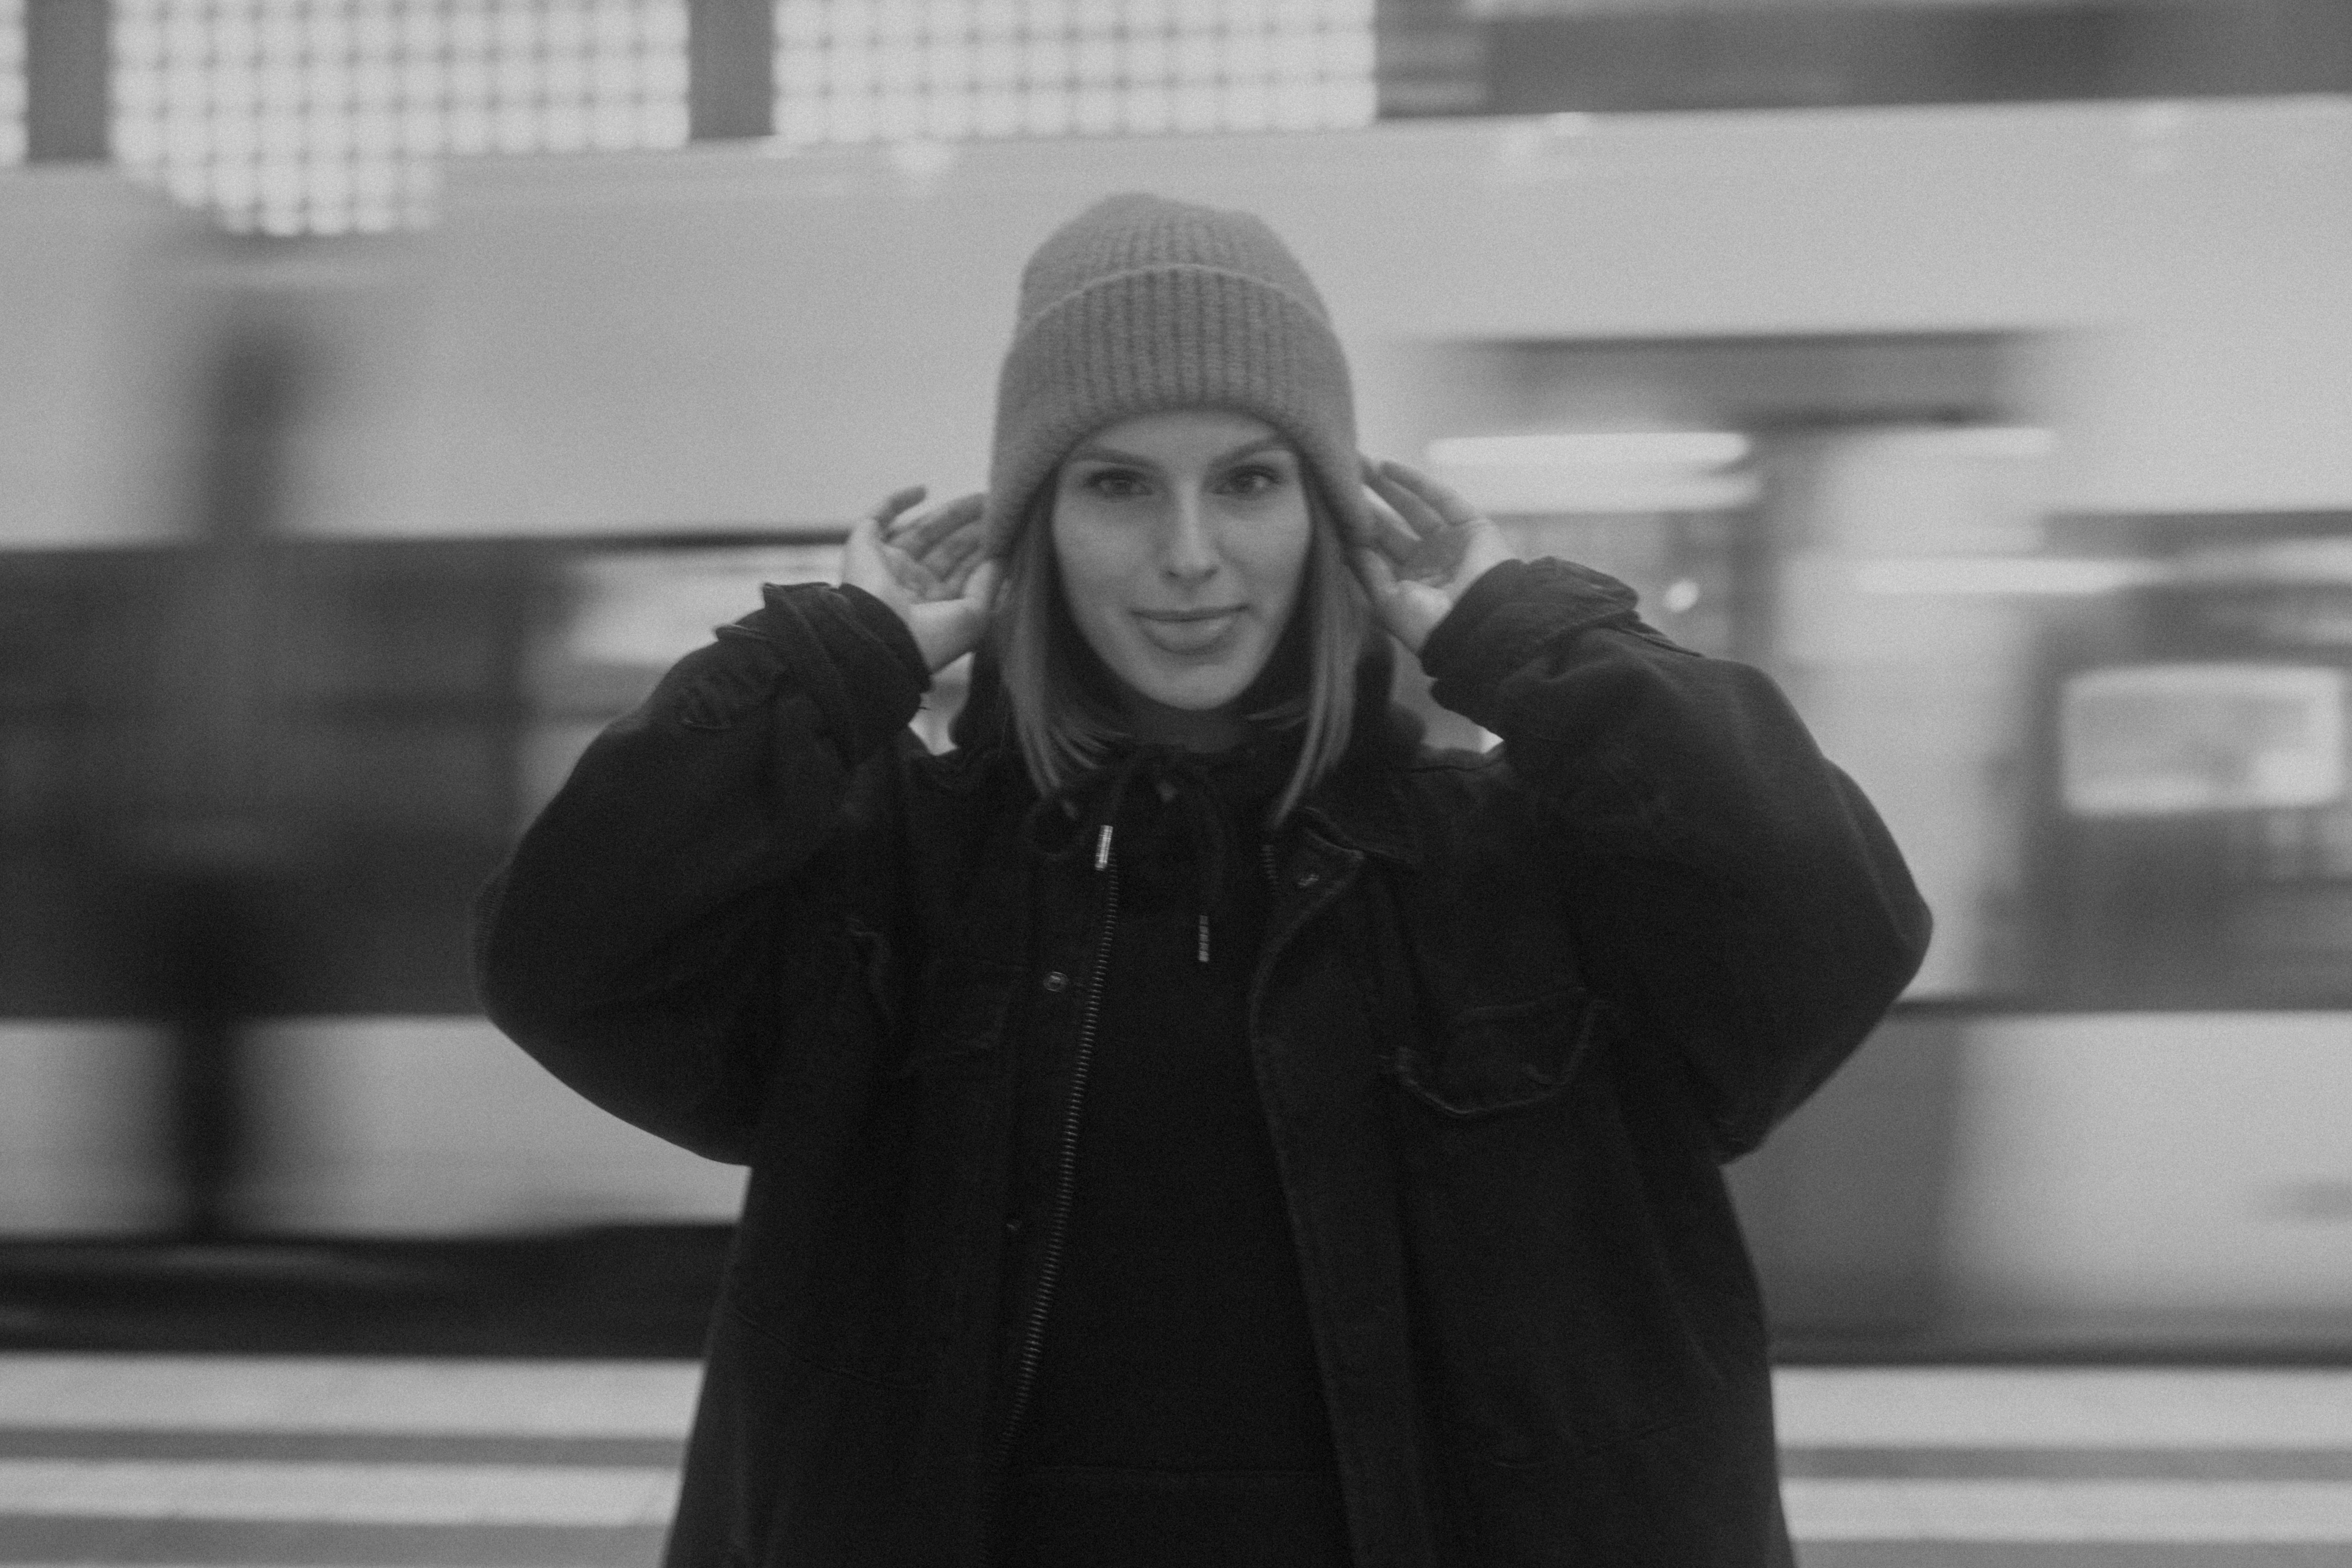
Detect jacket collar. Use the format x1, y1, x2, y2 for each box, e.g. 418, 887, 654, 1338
1294, 639, 1422, 869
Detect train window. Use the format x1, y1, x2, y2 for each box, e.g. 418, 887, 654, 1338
2039, 532, 2352, 1008
109, 0, 691, 235
1394, 335, 2346, 1009
771, 0, 1376, 147
2060, 664, 2347, 819
1764, 474, 2352, 1010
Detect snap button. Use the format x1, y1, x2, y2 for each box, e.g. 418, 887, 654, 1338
1042, 971, 1070, 993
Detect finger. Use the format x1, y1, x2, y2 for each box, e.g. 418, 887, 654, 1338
1363, 466, 1452, 542
1398, 526, 1465, 583
860, 514, 952, 595
1355, 479, 1423, 562
930, 553, 997, 615
1367, 465, 1488, 560
927, 543, 985, 600
916, 514, 989, 577
894, 548, 948, 598
891, 491, 985, 555
869, 485, 929, 531
1372, 458, 1483, 530
840, 512, 902, 599
930, 543, 978, 600
844, 510, 887, 566
1360, 457, 1448, 550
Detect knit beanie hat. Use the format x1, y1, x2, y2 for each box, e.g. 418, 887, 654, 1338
984, 192, 1362, 557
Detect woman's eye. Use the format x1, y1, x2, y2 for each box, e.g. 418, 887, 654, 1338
1083, 470, 1150, 499
1218, 465, 1286, 497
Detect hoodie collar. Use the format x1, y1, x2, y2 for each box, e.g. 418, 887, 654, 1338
973, 637, 1425, 871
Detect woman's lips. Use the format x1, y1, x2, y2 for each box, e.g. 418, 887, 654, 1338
1134, 608, 1243, 655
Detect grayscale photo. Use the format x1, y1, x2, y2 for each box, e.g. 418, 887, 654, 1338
2, 2, 2348, 1566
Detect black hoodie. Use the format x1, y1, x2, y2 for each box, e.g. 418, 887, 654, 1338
997, 740, 1350, 1565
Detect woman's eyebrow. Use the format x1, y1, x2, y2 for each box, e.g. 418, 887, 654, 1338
1066, 436, 1293, 467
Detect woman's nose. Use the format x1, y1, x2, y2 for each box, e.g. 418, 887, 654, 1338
1158, 494, 1220, 581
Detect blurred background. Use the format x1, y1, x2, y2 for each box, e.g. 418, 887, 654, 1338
2, 0, 2348, 1361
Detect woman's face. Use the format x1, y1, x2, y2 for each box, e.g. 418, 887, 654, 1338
1049, 409, 1314, 742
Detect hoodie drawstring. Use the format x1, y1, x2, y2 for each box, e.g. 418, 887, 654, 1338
1067, 746, 1250, 965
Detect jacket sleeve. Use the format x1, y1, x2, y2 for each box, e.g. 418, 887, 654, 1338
1417, 557, 1933, 1158
471, 581, 929, 1163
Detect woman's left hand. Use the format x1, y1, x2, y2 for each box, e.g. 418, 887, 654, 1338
1348, 458, 1514, 655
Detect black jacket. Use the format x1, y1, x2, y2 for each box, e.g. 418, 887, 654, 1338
473, 557, 1931, 1568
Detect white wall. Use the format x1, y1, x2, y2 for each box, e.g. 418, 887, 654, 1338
6, 101, 2345, 540
0, 169, 209, 547
361, 96, 2352, 540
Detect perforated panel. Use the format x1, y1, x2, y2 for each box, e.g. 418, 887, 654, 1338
771, 0, 1375, 146
110, 0, 690, 235
0, 1, 25, 165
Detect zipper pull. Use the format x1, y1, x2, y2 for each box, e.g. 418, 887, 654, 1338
1197, 913, 1210, 965
1094, 823, 1114, 872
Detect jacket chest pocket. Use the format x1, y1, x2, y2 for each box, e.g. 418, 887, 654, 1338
1390, 987, 1604, 1118
1386, 983, 1730, 1459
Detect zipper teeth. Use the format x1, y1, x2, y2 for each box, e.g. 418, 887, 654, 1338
995, 848, 1121, 1464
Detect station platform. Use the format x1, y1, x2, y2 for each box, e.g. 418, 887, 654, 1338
0, 1358, 2347, 1565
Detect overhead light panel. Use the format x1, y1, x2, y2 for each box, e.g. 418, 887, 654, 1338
1851, 557, 2168, 596
1426, 432, 1753, 471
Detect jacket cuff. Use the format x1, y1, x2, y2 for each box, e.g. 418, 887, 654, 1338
727, 582, 929, 762
1420, 557, 1650, 722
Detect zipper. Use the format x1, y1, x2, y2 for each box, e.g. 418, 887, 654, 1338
993, 823, 1123, 1469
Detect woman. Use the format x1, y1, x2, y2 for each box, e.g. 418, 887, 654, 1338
475, 194, 1930, 1568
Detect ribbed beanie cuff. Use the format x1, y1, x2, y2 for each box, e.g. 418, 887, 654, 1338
985, 194, 1361, 555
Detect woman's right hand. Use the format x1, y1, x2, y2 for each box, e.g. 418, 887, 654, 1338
842, 486, 1002, 673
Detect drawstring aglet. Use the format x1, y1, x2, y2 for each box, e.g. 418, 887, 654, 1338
1094, 824, 1114, 872
1197, 913, 1210, 965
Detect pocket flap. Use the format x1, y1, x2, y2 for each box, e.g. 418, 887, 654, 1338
1394, 989, 1603, 1118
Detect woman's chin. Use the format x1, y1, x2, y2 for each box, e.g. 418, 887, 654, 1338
1130, 668, 1254, 716
1108, 642, 1266, 713
1114, 664, 1267, 744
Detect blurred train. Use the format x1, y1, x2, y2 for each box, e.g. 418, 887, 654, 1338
5, 95, 2351, 1355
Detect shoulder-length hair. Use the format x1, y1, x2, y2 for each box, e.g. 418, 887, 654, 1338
990, 477, 1372, 826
